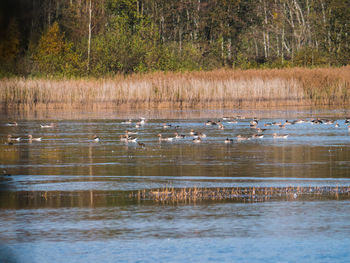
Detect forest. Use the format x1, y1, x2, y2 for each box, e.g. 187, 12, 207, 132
0, 0, 349, 77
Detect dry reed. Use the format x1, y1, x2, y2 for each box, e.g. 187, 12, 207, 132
130, 186, 350, 204
1, 67, 350, 109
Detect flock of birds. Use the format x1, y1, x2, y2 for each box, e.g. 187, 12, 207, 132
4, 116, 350, 147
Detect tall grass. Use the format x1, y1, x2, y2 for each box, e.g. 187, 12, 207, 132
1, 67, 349, 109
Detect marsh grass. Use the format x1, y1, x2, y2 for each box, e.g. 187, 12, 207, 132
1, 67, 349, 109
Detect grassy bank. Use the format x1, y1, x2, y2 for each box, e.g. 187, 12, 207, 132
1, 67, 350, 109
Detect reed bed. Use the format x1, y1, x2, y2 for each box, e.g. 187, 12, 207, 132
130, 186, 350, 204
1, 67, 350, 109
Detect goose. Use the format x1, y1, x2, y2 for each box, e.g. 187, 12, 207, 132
236, 135, 250, 141
192, 137, 201, 143
137, 142, 146, 148
28, 135, 42, 142
158, 134, 173, 142
40, 123, 57, 128
120, 134, 129, 142
121, 119, 132, 124
6, 121, 18, 126
273, 133, 288, 139
252, 134, 264, 139
92, 135, 100, 142
174, 132, 185, 139
190, 129, 198, 136
7, 135, 21, 142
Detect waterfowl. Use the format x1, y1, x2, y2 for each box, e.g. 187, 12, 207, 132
6, 121, 18, 126
236, 115, 245, 120
218, 123, 224, 130
205, 120, 217, 126
236, 135, 250, 141
120, 134, 129, 142
252, 134, 264, 139
127, 136, 138, 142
121, 119, 132, 124
174, 132, 185, 139
7, 135, 21, 142
345, 118, 350, 124
285, 120, 292, 125
2, 170, 11, 176
227, 120, 238, 124
335, 123, 340, 128
125, 130, 137, 135
158, 134, 173, 142
273, 133, 288, 139
40, 123, 57, 128
92, 135, 100, 142
225, 138, 233, 143
250, 119, 258, 126
294, 119, 304, 124
264, 123, 272, 127
250, 124, 257, 128
324, 120, 334, 125
190, 129, 198, 136
198, 132, 206, 138
192, 137, 201, 143
139, 117, 146, 124
256, 128, 267, 133
279, 124, 286, 128
135, 123, 141, 128
137, 142, 146, 148
28, 135, 42, 142
272, 122, 282, 126
163, 123, 172, 129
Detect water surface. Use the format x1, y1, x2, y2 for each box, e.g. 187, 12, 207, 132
1, 108, 350, 262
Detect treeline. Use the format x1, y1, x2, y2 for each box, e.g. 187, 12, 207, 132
0, 0, 349, 77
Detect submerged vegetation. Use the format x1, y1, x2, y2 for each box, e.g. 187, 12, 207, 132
131, 186, 350, 203
1, 67, 349, 108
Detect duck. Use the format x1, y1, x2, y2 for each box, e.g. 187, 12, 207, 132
273, 133, 288, 139
174, 132, 185, 139
192, 137, 201, 143
40, 123, 57, 128
264, 123, 272, 127
256, 128, 267, 133
125, 130, 138, 135
293, 119, 304, 124
272, 122, 282, 126
6, 121, 18, 126
345, 118, 350, 124
335, 123, 340, 128
158, 134, 173, 142
163, 123, 172, 129
225, 138, 233, 143
92, 135, 100, 142
218, 123, 224, 130
28, 135, 42, 142
198, 132, 206, 138
7, 135, 21, 142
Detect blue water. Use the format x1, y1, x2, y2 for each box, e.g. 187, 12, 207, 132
1, 108, 350, 262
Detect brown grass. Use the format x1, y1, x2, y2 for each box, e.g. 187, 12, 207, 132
1, 67, 350, 109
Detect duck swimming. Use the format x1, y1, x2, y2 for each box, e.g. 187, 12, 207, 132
28, 135, 42, 142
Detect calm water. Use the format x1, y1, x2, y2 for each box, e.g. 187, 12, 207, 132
1, 108, 350, 262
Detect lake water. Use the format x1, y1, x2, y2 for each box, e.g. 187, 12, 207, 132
1, 108, 350, 262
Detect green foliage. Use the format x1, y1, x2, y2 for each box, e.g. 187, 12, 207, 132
33, 22, 84, 77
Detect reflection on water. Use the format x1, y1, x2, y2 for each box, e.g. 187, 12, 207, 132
1, 108, 350, 262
